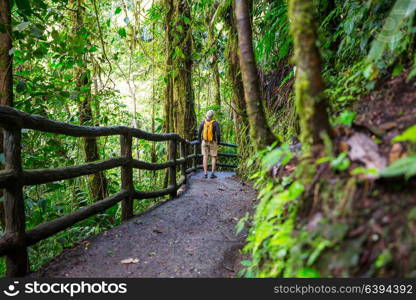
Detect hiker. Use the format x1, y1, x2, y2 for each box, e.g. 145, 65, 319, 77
198, 110, 221, 179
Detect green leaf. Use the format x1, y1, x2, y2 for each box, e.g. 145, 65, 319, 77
240, 260, 252, 267
118, 28, 127, 38
392, 64, 404, 76
317, 156, 331, 164
174, 46, 185, 59
183, 16, 191, 25
331, 152, 350, 171
262, 144, 293, 168
392, 125, 416, 143
16, 21, 31, 32
235, 214, 248, 234
114, 7, 122, 15
407, 207, 416, 220
334, 111, 356, 126
51, 29, 59, 40
350, 167, 379, 176
15, 0, 32, 16
381, 154, 416, 179
296, 268, 320, 278
375, 250, 392, 268
16, 80, 26, 93
287, 181, 304, 199
30, 26, 44, 39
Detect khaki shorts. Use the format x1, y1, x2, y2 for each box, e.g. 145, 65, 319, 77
201, 140, 218, 157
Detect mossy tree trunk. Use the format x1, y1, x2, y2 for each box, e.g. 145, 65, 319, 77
207, 3, 221, 110
234, 0, 277, 150
224, 2, 250, 153
163, 0, 175, 134
0, 0, 12, 228
71, 0, 108, 201
289, 0, 331, 149
212, 51, 221, 109
171, 0, 196, 140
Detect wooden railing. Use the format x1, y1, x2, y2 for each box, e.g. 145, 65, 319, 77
0, 105, 238, 277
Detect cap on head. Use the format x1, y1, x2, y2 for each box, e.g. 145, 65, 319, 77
206, 110, 215, 119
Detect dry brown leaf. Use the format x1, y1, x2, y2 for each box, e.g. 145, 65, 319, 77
346, 133, 387, 172
389, 143, 404, 163
120, 258, 139, 264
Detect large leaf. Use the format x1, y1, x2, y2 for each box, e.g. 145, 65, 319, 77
368, 0, 416, 61
393, 125, 416, 143
381, 154, 416, 179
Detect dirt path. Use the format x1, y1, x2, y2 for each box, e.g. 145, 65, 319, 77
30, 172, 257, 278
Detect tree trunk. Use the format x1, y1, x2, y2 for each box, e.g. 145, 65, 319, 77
224, 3, 250, 153
163, 0, 174, 134
208, 4, 221, 110
212, 51, 221, 109
234, 0, 277, 150
171, 0, 196, 141
78, 72, 108, 201
289, 0, 330, 149
0, 0, 12, 229
71, 0, 108, 201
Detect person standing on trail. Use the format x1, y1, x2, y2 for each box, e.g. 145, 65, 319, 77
198, 110, 221, 179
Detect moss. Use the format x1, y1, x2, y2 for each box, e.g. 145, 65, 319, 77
289, 0, 330, 150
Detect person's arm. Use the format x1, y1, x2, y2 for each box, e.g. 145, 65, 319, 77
198, 121, 203, 142
215, 122, 221, 144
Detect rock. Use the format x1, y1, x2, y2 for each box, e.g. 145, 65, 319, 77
346, 132, 387, 172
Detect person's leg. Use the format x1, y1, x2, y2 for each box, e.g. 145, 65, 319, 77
203, 155, 208, 175
211, 156, 217, 173
210, 141, 218, 178
201, 141, 209, 177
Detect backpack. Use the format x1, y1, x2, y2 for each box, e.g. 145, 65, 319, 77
203, 120, 215, 142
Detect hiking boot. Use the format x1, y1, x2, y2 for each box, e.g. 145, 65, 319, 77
210, 173, 217, 179
204, 173, 208, 178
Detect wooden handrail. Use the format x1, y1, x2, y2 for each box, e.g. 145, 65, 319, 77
0, 105, 186, 142
0, 105, 239, 277
188, 139, 238, 148
192, 152, 238, 158
22, 157, 129, 186
0, 170, 17, 188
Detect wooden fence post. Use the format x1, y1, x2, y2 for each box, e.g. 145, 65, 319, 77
180, 141, 186, 184
168, 139, 177, 198
4, 127, 29, 277
120, 134, 133, 221
193, 143, 198, 171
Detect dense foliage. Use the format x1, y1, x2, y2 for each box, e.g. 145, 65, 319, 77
239, 0, 416, 277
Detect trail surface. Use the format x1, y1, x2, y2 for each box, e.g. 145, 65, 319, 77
31, 172, 256, 278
